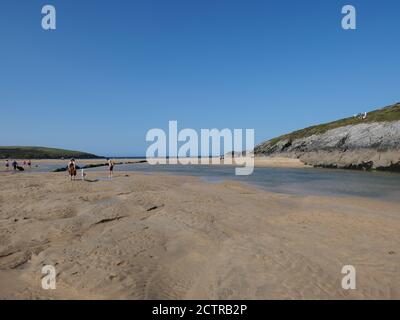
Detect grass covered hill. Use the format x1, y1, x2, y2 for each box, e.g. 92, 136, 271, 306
264, 102, 400, 147
0, 146, 101, 159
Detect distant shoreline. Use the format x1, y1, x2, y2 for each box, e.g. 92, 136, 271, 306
0, 146, 101, 160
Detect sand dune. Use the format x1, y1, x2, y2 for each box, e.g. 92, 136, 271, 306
0, 171, 399, 299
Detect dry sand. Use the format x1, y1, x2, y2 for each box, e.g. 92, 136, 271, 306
135, 156, 310, 169
0, 170, 399, 299
254, 156, 310, 168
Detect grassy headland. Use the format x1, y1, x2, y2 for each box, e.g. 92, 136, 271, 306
0, 146, 101, 159
267, 102, 400, 146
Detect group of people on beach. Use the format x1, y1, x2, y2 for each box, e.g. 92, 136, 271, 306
67, 158, 115, 181
4, 159, 31, 171
4, 158, 115, 179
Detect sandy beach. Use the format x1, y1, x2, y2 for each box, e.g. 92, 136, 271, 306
0, 157, 310, 174
0, 170, 399, 299
254, 156, 311, 168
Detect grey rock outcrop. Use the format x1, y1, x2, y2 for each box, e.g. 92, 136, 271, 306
255, 121, 400, 171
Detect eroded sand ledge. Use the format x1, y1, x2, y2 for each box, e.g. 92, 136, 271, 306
0, 172, 399, 299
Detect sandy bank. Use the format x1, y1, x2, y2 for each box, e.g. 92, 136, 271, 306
0, 171, 399, 299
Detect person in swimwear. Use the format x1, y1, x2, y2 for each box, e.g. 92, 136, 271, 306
68, 159, 77, 180
107, 158, 114, 179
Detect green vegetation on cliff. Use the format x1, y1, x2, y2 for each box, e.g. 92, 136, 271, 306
267, 102, 400, 146
0, 146, 101, 159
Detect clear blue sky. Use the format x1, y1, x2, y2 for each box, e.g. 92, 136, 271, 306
0, 0, 399, 156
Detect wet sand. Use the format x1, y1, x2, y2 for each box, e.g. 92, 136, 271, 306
0, 171, 399, 299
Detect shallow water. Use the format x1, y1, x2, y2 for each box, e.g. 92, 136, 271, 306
107, 163, 400, 202
7, 162, 400, 202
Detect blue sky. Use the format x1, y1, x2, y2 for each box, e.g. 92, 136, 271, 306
0, 0, 399, 156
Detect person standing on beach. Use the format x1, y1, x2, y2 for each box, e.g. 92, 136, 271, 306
5, 159, 9, 170
27, 160, 31, 168
12, 160, 17, 171
108, 158, 114, 179
68, 159, 77, 180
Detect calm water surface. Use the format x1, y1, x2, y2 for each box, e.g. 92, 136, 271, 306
11, 161, 400, 202
111, 163, 400, 202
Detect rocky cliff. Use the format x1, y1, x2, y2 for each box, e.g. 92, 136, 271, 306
254, 103, 400, 171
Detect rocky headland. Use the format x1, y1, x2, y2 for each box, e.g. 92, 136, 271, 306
255, 103, 400, 171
